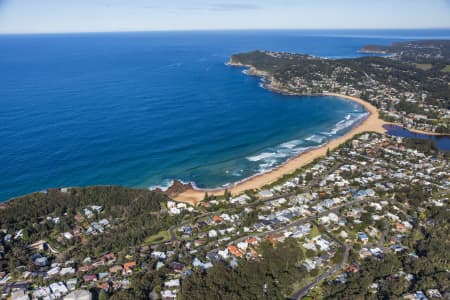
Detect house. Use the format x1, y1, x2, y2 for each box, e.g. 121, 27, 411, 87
49, 282, 69, 297
266, 233, 285, 244
208, 229, 218, 238
82, 274, 97, 283
109, 265, 123, 274
47, 266, 61, 277
34, 255, 49, 267
64, 232, 74, 240
123, 261, 137, 275
151, 251, 167, 260
328, 212, 339, 223
78, 265, 94, 273
101, 253, 116, 264
258, 190, 273, 198
302, 259, 316, 272
391, 244, 406, 253
192, 258, 213, 270
161, 290, 177, 300
33, 287, 52, 299
396, 223, 407, 232
98, 272, 110, 280
313, 236, 331, 251
164, 279, 180, 288
357, 232, 369, 243
169, 207, 181, 215
213, 215, 224, 223
194, 239, 206, 247
227, 245, 244, 258
369, 247, 383, 257
245, 237, 259, 246
218, 249, 229, 259
169, 262, 185, 273
10, 289, 28, 300
346, 264, 359, 273
403, 291, 427, 300
230, 195, 250, 205
237, 242, 248, 251
303, 242, 317, 251
66, 278, 78, 291
426, 289, 442, 298
63, 289, 92, 300
359, 248, 372, 259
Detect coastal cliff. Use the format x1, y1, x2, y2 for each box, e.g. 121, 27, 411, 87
228, 54, 298, 96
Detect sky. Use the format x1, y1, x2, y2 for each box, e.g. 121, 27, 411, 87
0, 0, 449, 34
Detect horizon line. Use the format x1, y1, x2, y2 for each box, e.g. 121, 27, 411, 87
1, 27, 450, 36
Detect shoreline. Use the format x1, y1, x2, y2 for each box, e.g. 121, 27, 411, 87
4, 62, 444, 206
169, 61, 386, 205
170, 63, 387, 205
172, 93, 385, 206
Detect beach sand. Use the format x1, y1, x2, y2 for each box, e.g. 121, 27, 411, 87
172, 93, 387, 206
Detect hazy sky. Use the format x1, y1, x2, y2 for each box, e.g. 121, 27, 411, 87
0, 0, 449, 34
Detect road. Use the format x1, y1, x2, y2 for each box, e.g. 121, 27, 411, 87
290, 220, 350, 300
290, 244, 350, 300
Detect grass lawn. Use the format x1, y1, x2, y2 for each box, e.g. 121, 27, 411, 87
144, 230, 170, 245
441, 65, 450, 72
414, 63, 432, 71
307, 225, 320, 238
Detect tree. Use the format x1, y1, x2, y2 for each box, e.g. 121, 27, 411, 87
223, 189, 231, 201
99, 290, 109, 300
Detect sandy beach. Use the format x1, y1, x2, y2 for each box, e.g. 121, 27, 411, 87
172, 93, 387, 206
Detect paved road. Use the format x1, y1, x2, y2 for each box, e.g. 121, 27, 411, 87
290, 244, 350, 300
290, 222, 350, 300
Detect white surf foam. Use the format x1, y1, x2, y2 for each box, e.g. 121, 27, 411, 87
280, 139, 302, 149
247, 152, 277, 162
305, 134, 325, 144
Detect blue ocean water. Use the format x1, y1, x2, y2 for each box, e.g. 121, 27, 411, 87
1, 29, 449, 201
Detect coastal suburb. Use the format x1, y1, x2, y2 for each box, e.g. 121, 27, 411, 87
1, 39, 449, 300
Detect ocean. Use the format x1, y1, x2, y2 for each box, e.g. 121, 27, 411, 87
1, 29, 449, 201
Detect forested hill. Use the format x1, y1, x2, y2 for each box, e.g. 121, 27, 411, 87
0, 186, 167, 229
0, 186, 177, 268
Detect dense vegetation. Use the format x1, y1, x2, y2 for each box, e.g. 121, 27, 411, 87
179, 238, 307, 299
0, 186, 176, 272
